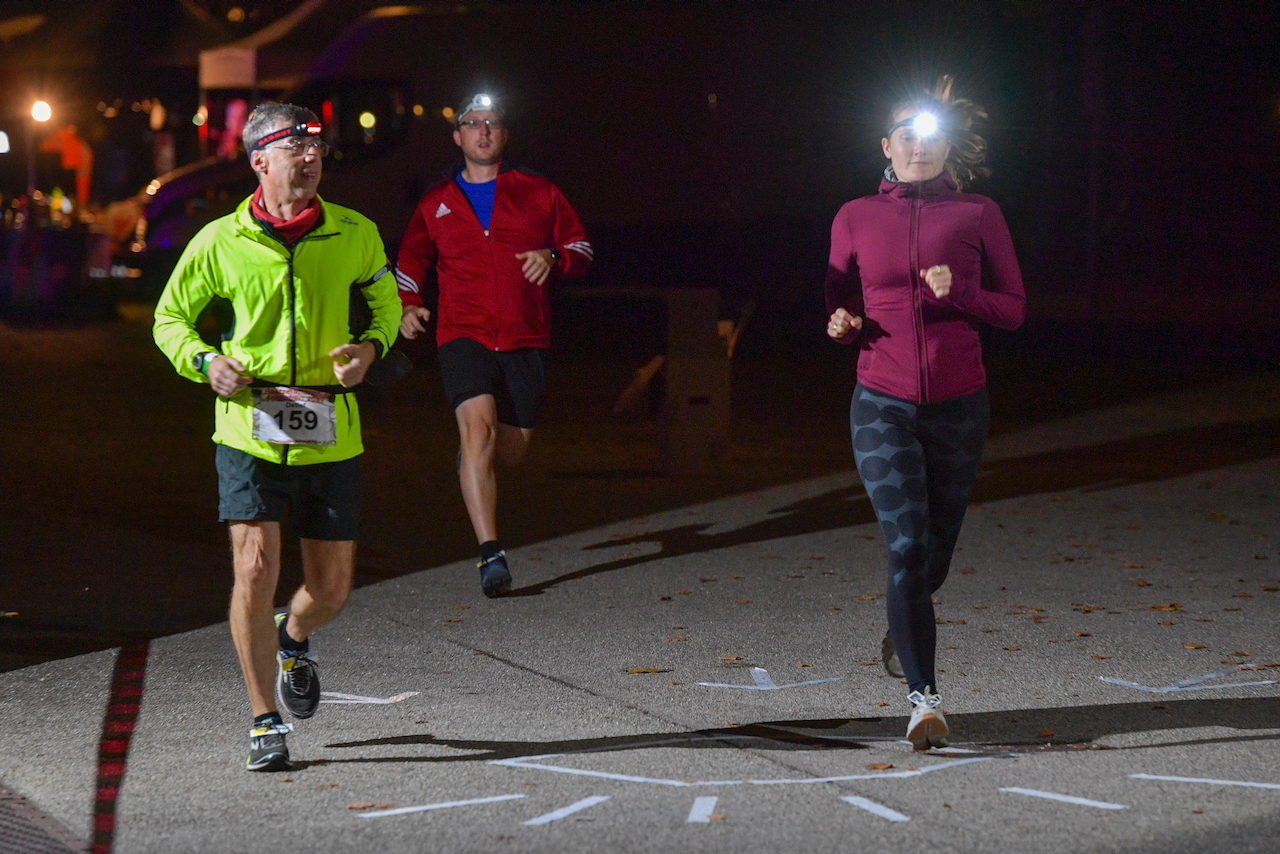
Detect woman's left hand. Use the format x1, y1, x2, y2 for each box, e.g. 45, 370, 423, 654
920, 264, 952, 299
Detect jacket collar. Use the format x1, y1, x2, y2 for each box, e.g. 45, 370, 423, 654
235, 193, 339, 243
878, 170, 956, 200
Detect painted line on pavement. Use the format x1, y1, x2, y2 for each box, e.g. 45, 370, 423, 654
358, 794, 525, 818
522, 796, 610, 826
1101, 666, 1275, 694
687, 796, 718, 823
320, 691, 420, 705
840, 795, 910, 822
749, 756, 995, 785
1000, 787, 1127, 810
1131, 774, 1280, 791
699, 667, 841, 690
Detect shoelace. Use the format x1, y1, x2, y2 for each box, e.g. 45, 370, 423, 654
907, 690, 942, 709
251, 721, 294, 739
282, 653, 317, 693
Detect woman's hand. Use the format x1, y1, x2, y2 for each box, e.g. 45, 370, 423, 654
827, 308, 863, 340
920, 264, 952, 299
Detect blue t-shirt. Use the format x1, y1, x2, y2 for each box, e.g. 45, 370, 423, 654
456, 173, 496, 231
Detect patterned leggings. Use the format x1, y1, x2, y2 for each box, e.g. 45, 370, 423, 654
851, 383, 989, 695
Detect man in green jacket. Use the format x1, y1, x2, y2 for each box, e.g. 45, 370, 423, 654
153, 102, 399, 772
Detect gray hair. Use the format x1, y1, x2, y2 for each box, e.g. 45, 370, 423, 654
242, 102, 319, 152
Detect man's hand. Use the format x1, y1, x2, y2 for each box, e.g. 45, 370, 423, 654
516, 249, 555, 286
207, 355, 253, 398
920, 264, 953, 299
330, 341, 377, 388
827, 308, 863, 340
400, 305, 432, 340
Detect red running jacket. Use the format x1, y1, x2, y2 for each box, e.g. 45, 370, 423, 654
395, 162, 592, 350
824, 172, 1026, 404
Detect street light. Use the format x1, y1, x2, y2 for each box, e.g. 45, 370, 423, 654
27, 99, 51, 194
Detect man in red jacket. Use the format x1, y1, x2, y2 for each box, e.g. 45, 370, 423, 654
396, 93, 592, 597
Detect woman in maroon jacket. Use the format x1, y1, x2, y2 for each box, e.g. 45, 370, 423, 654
825, 77, 1025, 750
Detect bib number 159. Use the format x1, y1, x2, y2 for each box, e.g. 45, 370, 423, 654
251, 388, 337, 446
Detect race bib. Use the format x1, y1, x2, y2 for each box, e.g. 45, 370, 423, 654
251, 388, 337, 446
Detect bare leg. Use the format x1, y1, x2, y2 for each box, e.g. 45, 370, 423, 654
456, 396, 533, 544
285, 539, 355, 642
228, 522, 281, 717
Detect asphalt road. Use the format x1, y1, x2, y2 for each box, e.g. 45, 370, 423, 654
1, 317, 1278, 853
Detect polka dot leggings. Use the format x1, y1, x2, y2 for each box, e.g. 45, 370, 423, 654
851, 383, 989, 695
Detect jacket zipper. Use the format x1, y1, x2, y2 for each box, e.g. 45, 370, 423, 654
908, 188, 927, 403
283, 246, 296, 464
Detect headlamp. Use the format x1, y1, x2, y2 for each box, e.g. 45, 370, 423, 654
249, 122, 322, 154
456, 93, 502, 124
888, 111, 942, 139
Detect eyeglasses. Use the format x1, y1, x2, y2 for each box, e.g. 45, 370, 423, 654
267, 138, 331, 157
457, 118, 503, 131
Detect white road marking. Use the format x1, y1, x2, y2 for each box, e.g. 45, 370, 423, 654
698, 667, 841, 690
358, 794, 525, 818
840, 795, 910, 822
1000, 787, 1127, 810
687, 796, 718, 823
492, 748, 994, 787
521, 796, 610, 825
1131, 774, 1280, 791
1101, 666, 1275, 694
320, 691, 420, 705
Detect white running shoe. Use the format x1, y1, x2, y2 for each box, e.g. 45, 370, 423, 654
906, 689, 949, 751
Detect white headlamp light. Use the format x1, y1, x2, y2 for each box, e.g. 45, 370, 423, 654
888, 110, 942, 139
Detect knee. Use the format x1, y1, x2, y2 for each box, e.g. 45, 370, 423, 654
459, 417, 497, 451
313, 579, 351, 615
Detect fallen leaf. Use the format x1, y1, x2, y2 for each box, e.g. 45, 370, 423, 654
626, 667, 672, 674
1004, 646, 1020, 651
678, 589, 690, 595
667, 637, 686, 642
866, 762, 894, 770
700, 578, 717, 583
1037, 728, 1055, 738
375, 804, 393, 809
829, 607, 842, 611
1159, 620, 1173, 626
455, 605, 470, 610
276, 777, 292, 783
877, 702, 890, 706
668, 681, 682, 685
347, 802, 376, 810
671, 626, 686, 630
1193, 618, 1213, 622
1150, 603, 1182, 612
1225, 607, 1241, 611
1262, 586, 1279, 592
1124, 561, 1144, 569
1074, 631, 1091, 637
1184, 643, 1207, 650
1253, 555, 1267, 560
796, 663, 812, 667
707, 814, 725, 821
948, 619, 966, 625
728, 575, 743, 579
854, 595, 875, 601
958, 567, 975, 575
1233, 593, 1252, 598
1193, 809, 1204, 814
1092, 655, 1110, 660
1134, 579, 1150, 587
314, 783, 338, 789
980, 628, 997, 633
1233, 652, 1250, 657
660, 596, 674, 601
719, 656, 743, 661
737, 599, 751, 604
859, 660, 879, 666
444, 618, 462, 623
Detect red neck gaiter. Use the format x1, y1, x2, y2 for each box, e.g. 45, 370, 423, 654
250, 187, 321, 245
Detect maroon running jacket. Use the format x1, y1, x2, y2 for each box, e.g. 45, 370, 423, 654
396, 163, 592, 350
824, 172, 1026, 403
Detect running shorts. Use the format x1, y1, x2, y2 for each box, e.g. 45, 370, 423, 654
437, 336, 546, 429
215, 444, 362, 541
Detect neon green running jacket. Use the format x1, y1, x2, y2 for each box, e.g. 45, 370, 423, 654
153, 195, 400, 465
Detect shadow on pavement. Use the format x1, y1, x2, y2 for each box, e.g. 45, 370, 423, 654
319, 695, 1280, 764
510, 418, 1280, 596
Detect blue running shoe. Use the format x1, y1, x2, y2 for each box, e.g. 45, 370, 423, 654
478, 550, 512, 598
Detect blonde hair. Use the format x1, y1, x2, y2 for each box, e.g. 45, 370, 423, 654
887, 76, 989, 189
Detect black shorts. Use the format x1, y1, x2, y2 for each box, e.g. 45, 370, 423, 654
437, 336, 546, 428
215, 444, 362, 541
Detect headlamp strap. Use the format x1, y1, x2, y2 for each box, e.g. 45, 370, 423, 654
250, 122, 322, 154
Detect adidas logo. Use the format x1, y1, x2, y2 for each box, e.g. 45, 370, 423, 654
435, 203, 451, 218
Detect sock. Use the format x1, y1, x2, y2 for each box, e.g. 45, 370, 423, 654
278, 616, 309, 654
480, 540, 503, 562
254, 711, 283, 728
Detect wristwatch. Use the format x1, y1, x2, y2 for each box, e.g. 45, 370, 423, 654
193, 351, 215, 374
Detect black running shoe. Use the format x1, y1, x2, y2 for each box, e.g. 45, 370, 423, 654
478, 550, 512, 598
882, 630, 904, 678
246, 721, 292, 772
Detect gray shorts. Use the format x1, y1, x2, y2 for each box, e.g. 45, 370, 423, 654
215, 444, 362, 541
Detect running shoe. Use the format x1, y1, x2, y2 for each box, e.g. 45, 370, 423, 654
274, 614, 320, 719
478, 550, 512, 598
246, 721, 292, 772
906, 688, 949, 751
881, 630, 904, 678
